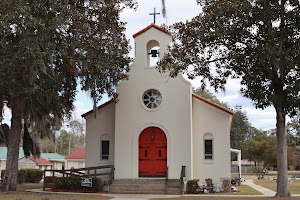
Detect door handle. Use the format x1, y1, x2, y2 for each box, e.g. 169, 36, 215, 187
153, 159, 154, 164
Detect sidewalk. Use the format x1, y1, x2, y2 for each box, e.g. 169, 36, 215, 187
242, 179, 276, 196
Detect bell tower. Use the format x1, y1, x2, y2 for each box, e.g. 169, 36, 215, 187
132, 24, 172, 68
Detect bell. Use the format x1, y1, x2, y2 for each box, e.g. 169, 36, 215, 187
149, 49, 159, 57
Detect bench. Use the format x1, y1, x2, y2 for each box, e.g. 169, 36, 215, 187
43, 176, 57, 190
292, 174, 300, 179
273, 174, 299, 183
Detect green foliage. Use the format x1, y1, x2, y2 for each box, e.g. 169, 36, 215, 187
51, 119, 85, 156
251, 127, 269, 141
1, 169, 42, 183
159, 0, 299, 116
222, 180, 231, 192
20, 169, 43, 183
230, 106, 253, 154
0, 0, 136, 154
17, 170, 26, 184
0, 0, 136, 190
244, 139, 269, 165
1, 170, 26, 184
186, 179, 199, 193
55, 177, 102, 192
159, 0, 299, 196
205, 178, 213, 188
244, 138, 297, 169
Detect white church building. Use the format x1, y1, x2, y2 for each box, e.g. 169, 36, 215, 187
82, 24, 234, 187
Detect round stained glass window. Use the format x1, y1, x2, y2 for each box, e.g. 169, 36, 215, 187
143, 89, 162, 109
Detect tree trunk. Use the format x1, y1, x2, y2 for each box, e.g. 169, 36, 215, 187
275, 107, 290, 197
0, 96, 25, 192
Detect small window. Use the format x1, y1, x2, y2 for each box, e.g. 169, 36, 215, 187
101, 140, 109, 160
145, 150, 148, 157
205, 139, 213, 160
159, 150, 162, 157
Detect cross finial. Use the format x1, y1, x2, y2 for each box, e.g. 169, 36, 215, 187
149, 8, 160, 24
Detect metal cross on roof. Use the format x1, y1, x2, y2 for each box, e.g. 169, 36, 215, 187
149, 8, 160, 24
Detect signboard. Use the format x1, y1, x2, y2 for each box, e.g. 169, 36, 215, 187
81, 178, 92, 187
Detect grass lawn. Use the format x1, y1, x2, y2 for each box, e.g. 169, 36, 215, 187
17, 183, 43, 191
255, 179, 300, 194
233, 185, 262, 195
0, 192, 111, 200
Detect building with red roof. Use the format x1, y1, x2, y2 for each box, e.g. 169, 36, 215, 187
65, 149, 85, 169
19, 156, 53, 176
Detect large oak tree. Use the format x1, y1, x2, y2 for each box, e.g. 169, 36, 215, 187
0, 0, 136, 191
159, 0, 299, 196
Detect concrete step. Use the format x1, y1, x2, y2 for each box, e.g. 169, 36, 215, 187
109, 179, 182, 194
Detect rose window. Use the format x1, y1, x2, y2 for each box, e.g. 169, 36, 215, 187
143, 89, 162, 109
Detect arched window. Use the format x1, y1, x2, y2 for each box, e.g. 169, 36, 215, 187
204, 133, 213, 160
146, 40, 160, 67
100, 134, 110, 160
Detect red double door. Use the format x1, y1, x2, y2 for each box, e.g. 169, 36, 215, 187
139, 127, 167, 177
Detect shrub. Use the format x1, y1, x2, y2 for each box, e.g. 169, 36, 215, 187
20, 169, 43, 183
222, 179, 231, 191
1, 170, 26, 184
17, 170, 26, 184
205, 178, 213, 187
186, 179, 199, 193
55, 177, 103, 192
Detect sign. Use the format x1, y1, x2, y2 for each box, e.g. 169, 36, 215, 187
81, 178, 92, 187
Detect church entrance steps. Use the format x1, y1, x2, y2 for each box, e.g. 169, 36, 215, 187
109, 179, 182, 195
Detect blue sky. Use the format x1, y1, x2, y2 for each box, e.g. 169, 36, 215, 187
3, 0, 279, 130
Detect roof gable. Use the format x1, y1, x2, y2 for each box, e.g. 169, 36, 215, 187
65, 149, 85, 160
192, 94, 234, 115
27, 156, 53, 165
133, 23, 171, 38
81, 100, 114, 118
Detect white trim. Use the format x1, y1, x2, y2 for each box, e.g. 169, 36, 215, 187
230, 148, 242, 179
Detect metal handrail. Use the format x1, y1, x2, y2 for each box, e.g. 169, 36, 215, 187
165, 167, 168, 192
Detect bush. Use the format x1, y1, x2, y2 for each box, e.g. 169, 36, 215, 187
55, 177, 103, 192
186, 179, 199, 193
17, 170, 26, 184
222, 179, 231, 191
205, 178, 213, 187
1, 170, 26, 184
20, 169, 43, 183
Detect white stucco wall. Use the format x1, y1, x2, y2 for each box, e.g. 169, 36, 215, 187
114, 27, 193, 180
18, 157, 39, 169
85, 102, 115, 169
192, 97, 232, 185
51, 160, 65, 170
66, 159, 85, 169
0, 160, 6, 171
